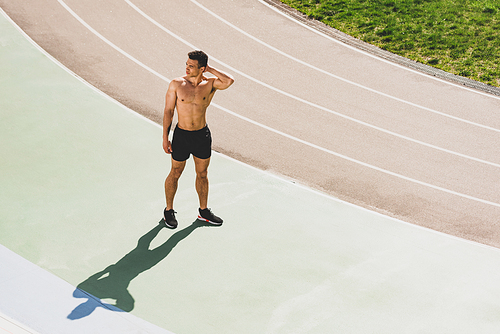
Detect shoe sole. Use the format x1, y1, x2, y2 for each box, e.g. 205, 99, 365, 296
197, 215, 223, 226
163, 219, 178, 229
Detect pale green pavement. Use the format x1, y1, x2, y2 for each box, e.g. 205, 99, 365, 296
2, 10, 500, 334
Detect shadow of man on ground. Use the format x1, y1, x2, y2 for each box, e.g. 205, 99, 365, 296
68, 219, 212, 320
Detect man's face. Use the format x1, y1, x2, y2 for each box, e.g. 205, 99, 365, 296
185, 58, 204, 77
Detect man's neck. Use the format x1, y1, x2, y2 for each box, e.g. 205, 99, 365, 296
186, 74, 204, 86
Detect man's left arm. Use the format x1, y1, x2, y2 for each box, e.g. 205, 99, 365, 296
205, 65, 234, 90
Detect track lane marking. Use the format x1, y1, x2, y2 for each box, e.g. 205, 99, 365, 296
57, 0, 500, 208
191, 0, 500, 133
125, 0, 500, 169
258, 0, 500, 101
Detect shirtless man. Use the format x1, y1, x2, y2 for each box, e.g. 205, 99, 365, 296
162, 50, 234, 229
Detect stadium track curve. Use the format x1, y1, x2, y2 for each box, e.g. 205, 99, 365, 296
2, 0, 500, 247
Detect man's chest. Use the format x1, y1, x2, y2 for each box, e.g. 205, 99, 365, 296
177, 81, 212, 104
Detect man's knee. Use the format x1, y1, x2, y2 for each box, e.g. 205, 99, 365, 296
194, 157, 210, 179
196, 169, 208, 179
169, 166, 185, 179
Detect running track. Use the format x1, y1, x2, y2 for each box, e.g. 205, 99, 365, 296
2, 0, 500, 246
2, 1, 500, 333
3, 0, 500, 247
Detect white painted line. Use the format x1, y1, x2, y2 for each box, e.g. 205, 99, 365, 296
214, 103, 500, 208
258, 0, 500, 101
0, 311, 39, 334
125, 0, 500, 169
191, 0, 500, 131
58, 1, 169, 83
217, 150, 500, 253
57, 0, 500, 208
0, 8, 160, 130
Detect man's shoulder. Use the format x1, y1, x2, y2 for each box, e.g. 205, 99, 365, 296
168, 77, 186, 89
173, 77, 186, 84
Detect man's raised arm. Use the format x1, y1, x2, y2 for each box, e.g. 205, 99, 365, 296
205, 65, 234, 90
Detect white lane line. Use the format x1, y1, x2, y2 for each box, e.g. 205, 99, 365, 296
191, 0, 500, 132
0, 311, 39, 334
58, 1, 170, 83
258, 0, 500, 102
57, 0, 500, 208
126, 0, 500, 169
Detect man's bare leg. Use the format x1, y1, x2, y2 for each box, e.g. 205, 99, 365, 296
194, 156, 223, 225
193, 156, 210, 210
165, 159, 186, 210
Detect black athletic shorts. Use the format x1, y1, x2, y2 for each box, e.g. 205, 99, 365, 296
171, 125, 212, 161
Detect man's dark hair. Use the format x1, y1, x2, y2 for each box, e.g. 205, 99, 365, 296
188, 50, 208, 69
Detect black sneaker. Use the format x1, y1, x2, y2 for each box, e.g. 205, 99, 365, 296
197, 208, 223, 226
163, 208, 178, 229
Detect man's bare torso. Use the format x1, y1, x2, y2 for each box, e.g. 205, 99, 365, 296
162, 57, 233, 155
175, 76, 216, 131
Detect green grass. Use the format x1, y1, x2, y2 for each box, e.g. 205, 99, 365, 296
279, 0, 500, 87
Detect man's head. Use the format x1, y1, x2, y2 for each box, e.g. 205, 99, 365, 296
188, 50, 208, 69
